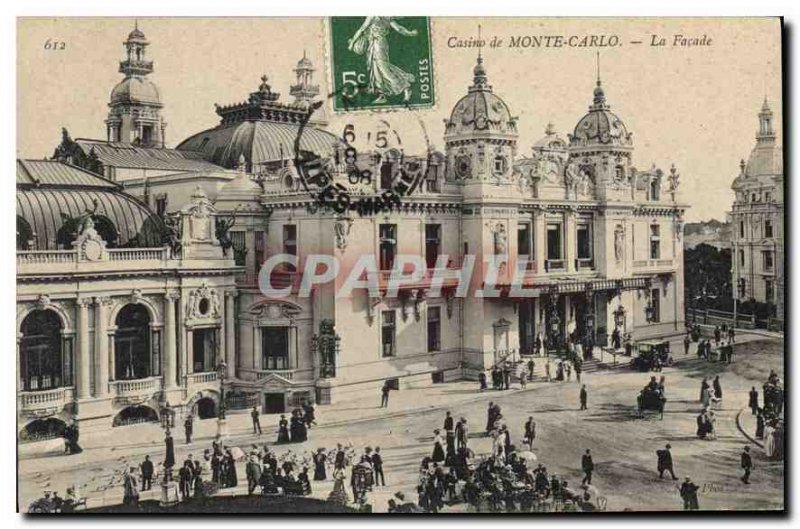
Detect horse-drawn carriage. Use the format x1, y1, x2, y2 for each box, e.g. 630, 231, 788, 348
631, 340, 673, 371
637, 387, 666, 419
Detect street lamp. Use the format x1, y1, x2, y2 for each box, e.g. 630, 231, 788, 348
216, 360, 228, 438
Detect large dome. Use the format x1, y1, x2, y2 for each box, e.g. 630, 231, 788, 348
110, 77, 161, 106
445, 57, 516, 137
569, 81, 632, 150
177, 120, 339, 169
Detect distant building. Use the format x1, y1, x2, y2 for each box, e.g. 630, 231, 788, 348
730, 99, 784, 321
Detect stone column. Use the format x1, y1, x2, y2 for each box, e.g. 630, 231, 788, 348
164, 291, 179, 389
225, 291, 237, 378
76, 298, 92, 399
94, 297, 110, 397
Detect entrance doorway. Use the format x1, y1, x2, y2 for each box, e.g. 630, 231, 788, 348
263, 393, 285, 414
518, 300, 535, 355
195, 397, 217, 419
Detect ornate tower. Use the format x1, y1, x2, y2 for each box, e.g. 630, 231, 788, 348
567, 75, 634, 202
290, 52, 326, 126
443, 54, 518, 198
105, 23, 166, 147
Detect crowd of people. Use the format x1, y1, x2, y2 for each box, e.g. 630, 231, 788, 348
275, 405, 316, 444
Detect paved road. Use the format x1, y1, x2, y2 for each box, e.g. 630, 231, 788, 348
19, 334, 784, 512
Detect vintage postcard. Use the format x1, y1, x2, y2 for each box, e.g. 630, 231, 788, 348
16, 17, 784, 514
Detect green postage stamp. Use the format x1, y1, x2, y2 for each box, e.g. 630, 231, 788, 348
328, 17, 435, 112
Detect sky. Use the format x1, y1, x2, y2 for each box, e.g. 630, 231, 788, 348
17, 17, 783, 222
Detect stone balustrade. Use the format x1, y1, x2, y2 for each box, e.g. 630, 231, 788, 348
110, 376, 161, 397
17, 247, 170, 265
19, 387, 73, 409
186, 371, 218, 386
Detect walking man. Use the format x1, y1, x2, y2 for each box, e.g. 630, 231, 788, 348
443, 411, 454, 433
656, 444, 677, 479
683, 334, 691, 355
456, 418, 469, 450
140, 455, 154, 491
527, 358, 535, 381
246, 455, 262, 495
184, 413, 193, 445
523, 416, 536, 450
741, 446, 753, 484
380, 382, 391, 408
580, 384, 588, 411
581, 449, 594, 485
679, 477, 700, 510
251, 406, 262, 435
749, 387, 759, 415
373, 446, 386, 486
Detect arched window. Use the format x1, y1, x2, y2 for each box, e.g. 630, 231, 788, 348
114, 304, 151, 380
20, 310, 67, 391
17, 216, 33, 250
92, 215, 119, 248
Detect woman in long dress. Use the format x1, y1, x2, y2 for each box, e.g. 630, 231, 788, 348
347, 17, 418, 103
327, 468, 349, 505
277, 415, 290, 444
431, 429, 446, 463
313, 448, 328, 481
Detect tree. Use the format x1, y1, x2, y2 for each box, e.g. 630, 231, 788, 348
684, 243, 732, 310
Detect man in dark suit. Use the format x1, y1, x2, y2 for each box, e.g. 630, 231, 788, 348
523, 416, 536, 450
251, 406, 262, 435
140, 455, 154, 491
373, 446, 385, 486
656, 443, 677, 479
184, 414, 193, 445
679, 477, 699, 510
443, 411, 454, 433
334, 443, 346, 470
581, 449, 594, 485
741, 446, 753, 484
380, 382, 391, 408
456, 418, 468, 450
580, 385, 588, 410
502, 365, 511, 390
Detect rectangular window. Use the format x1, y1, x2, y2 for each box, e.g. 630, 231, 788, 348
577, 222, 592, 260
231, 231, 246, 266
517, 222, 532, 260
649, 224, 661, 260
740, 221, 745, 238
765, 280, 774, 302
62, 336, 74, 388
650, 289, 661, 323
765, 192, 772, 202
763, 251, 774, 272
261, 327, 289, 370
739, 279, 747, 298
765, 219, 774, 238
739, 249, 745, 267
546, 223, 563, 260
427, 307, 441, 352
425, 224, 442, 269
283, 225, 297, 272
191, 328, 216, 373
381, 310, 396, 357
141, 125, 154, 145
151, 330, 162, 377
379, 224, 397, 271
649, 180, 660, 201
254, 231, 265, 277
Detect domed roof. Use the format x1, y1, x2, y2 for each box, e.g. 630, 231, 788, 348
111, 76, 161, 106
177, 120, 339, 169
744, 142, 782, 179
532, 123, 567, 151
128, 27, 146, 41
16, 160, 164, 250
445, 57, 516, 137
569, 80, 632, 150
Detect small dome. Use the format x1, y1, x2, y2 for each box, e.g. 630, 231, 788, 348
532, 123, 566, 151
110, 77, 161, 106
128, 27, 146, 41
744, 142, 782, 179
569, 81, 632, 150
446, 57, 515, 136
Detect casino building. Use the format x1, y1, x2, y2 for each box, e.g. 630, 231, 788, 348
19, 24, 688, 442
729, 99, 784, 325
